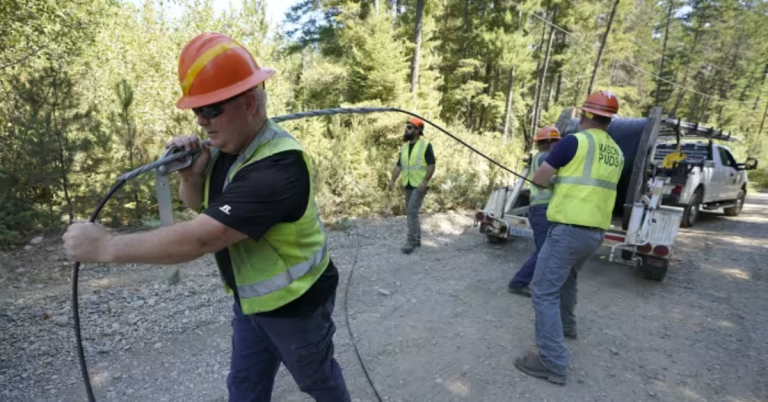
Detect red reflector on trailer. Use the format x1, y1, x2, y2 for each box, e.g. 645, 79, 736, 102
671, 185, 683, 195
653, 245, 670, 257
637, 243, 653, 254
475, 212, 486, 222
605, 234, 625, 242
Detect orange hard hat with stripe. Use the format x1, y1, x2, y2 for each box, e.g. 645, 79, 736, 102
175, 32, 275, 109
579, 90, 619, 118
534, 126, 561, 143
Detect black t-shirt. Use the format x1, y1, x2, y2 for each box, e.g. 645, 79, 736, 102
203, 150, 338, 318
396, 141, 436, 189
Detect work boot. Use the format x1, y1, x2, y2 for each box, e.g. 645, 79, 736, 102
564, 329, 578, 340
508, 284, 532, 297
401, 242, 416, 254
514, 350, 566, 385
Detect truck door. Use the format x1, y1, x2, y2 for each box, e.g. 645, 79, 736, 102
717, 146, 741, 200
700, 143, 718, 203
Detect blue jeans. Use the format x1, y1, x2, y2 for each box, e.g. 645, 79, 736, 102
227, 299, 351, 402
530, 224, 604, 375
509, 204, 551, 288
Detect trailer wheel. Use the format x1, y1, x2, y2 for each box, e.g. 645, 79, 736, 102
681, 188, 702, 228
724, 190, 745, 217
642, 265, 667, 281
486, 234, 507, 244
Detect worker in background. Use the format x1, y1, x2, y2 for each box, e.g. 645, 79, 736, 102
388, 118, 436, 254
514, 90, 624, 385
62, 33, 351, 402
508, 126, 561, 297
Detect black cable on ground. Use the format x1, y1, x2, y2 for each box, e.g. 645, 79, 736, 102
342, 224, 384, 402
71, 179, 128, 402
71, 107, 530, 401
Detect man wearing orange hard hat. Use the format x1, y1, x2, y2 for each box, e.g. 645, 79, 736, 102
514, 90, 624, 385
507, 126, 561, 297
388, 117, 437, 254
62, 33, 350, 401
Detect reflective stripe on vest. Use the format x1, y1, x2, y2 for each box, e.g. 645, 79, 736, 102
546, 129, 623, 230
236, 243, 328, 298
203, 119, 330, 314
528, 151, 552, 205
400, 139, 429, 187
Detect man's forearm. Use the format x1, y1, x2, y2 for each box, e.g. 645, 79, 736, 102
423, 165, 435, 183
105, 220, 208, 265
390, 166, 401, 183
179, 175, 205, 210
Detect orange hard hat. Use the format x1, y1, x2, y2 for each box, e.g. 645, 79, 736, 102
408, 117, 425, 132
579, 90, 619, 118
175, 32, 275, 109
534, 126, 561, 143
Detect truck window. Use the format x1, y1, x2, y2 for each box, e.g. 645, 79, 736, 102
718, 147, 739, 169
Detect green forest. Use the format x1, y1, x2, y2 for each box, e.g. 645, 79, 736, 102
2, 0, 768, 244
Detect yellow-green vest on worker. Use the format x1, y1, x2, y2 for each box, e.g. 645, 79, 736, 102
547, 129, 624, 230
528, 151, 552, 206
400, 138, 431, 187
202, 119, 330, 315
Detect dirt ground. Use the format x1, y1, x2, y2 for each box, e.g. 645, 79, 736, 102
1, 193, 767, 402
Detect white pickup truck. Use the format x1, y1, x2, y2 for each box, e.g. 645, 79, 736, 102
653, 121, 759, 227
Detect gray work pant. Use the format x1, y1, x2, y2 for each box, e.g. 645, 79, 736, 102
404, 187, 427, 245
530, 224, 604, 375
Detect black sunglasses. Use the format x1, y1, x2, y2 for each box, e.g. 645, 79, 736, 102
192, 82, 266, 120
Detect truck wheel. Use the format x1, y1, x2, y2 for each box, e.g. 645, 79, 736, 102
724, 190, 745, 217
486, 234, 507, 244
642, 265, 667, 281
681, 188, 702, 228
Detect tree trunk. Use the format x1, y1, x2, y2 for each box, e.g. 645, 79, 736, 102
670, 30, 701, 118
587, 0, 619, 96
410, 0, 425, 93
759, 97, 768, 138
533, 8, 557, 131
546, 75, 554, 110
530, 13, 549, 130
51, 70, 74, 223
503, 67, 515, 144
555, 72, 562, 103
655, 0, 673, 106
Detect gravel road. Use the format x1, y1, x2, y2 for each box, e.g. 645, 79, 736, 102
1, 193, 766, 402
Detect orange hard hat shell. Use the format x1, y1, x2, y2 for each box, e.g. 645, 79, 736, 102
175, 32, 275, 109
534, 126, 561, 143
409, 117, 425, 131
579, 90, 620, 118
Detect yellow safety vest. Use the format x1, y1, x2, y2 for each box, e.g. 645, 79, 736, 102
203, 119, 329, 315
547, 129, 624, 230
400, 138, 430, 187
528, 151, 552, 206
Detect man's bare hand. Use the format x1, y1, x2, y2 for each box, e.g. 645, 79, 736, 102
166, 135, 210, 179
62, 221, 113, 263
418, 182, 428, 194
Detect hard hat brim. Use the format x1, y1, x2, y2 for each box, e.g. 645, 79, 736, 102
577, 105, 616, 118
175, 67, 275, 109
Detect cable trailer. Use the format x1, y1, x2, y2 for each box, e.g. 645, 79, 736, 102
474, 106, 684, 281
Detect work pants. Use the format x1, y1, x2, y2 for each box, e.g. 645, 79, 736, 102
405, 187, 428, 245
227, 299, 351, 402
530, 224, 604, 375
509, 204, 551, 287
